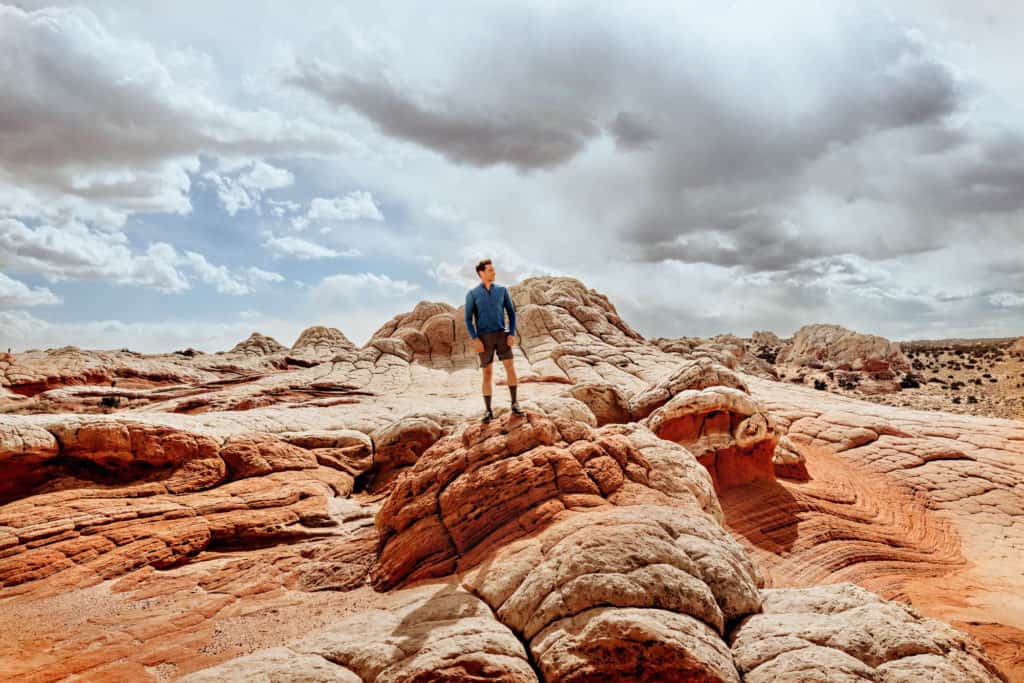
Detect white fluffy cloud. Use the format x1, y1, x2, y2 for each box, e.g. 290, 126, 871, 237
0, 272, 61, 307
291, 191, 383, 231
425, 203, 464, 223
425, 239, 565, 289
268, 199, 302, 217
183, 251, 249, 295
262, 232, 360, 260
204, 159, 295, 215
0, 218, 190, 291
0, 5, 342, 223
310, 272, 419, 304
0, 218, 282, 296
989, 292, 1024, 308
246, 267, 286, 284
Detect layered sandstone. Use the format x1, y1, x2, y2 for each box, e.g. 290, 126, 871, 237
0, 275, 1020, 681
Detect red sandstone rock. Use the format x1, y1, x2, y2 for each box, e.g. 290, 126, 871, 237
643, 385, 780, 492
0, 276, 1019, 681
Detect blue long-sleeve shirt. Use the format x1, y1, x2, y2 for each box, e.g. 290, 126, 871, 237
465, 283, 516, 339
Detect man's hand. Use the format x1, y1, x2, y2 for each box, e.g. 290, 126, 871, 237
473, 338, 484, 353
507, 334, 517, 347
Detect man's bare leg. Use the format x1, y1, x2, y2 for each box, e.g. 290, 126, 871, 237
502, 357, 521, 414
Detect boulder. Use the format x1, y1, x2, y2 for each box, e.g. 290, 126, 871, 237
730, 583, 1005, 682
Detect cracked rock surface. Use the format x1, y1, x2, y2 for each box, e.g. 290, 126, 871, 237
0, 276, 1019, 681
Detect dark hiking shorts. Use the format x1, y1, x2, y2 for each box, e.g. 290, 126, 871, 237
477, 331, 513, 367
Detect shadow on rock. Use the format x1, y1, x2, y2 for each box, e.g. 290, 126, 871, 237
718, 479, 801, 555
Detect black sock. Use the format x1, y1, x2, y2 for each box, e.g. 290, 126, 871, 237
484, 394, 492, 412
509, 384, 517, 404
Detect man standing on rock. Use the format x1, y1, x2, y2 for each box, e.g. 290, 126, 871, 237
465, 258, 521, 423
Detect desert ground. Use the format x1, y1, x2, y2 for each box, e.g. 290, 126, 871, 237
0, 276, 1021, 681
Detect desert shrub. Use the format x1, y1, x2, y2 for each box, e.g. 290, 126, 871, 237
837, 373, 860, 390
900, 374, 921, 389
100, 396, 121, 408
814, 379, 827, 391
967, 395, 979, 404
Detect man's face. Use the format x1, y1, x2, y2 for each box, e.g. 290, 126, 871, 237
480, 263, 495, 283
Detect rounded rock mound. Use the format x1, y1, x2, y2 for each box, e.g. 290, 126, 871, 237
229, 332, 287, 357
777, 323, 910, 374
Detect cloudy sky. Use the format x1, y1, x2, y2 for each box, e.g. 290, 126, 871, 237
1, 1, 1022, 352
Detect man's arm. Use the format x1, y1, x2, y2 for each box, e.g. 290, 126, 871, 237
464, 290, 478, 339
503, 288, 517, 336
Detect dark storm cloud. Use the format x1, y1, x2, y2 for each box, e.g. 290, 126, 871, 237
288, 4, 1024, 275
624, 214, 951, 271
609, 112, 659, 150
286, 61, 598, 171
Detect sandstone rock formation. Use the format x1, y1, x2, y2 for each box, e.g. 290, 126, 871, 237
0, 345, 217, 398
772, 433, 810, 480
1011, 337, 1024, 358
731, 583, 1005, 682
777, 323, 910, 376
180, 582, 537, 683
652, 334, 779, 380
751, 330, 782, 346
0, 275, 1020, 681
289, 326, 357, 365
230, 332, 287, 357
621, 359, 781, 492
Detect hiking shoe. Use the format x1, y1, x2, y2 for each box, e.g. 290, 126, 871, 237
482, 410, 494, 423
511, 402, 523, 415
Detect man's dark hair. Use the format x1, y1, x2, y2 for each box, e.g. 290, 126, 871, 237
475, 258, 492, 275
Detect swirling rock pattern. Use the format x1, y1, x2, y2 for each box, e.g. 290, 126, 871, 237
371, 409, 724, 590
1, 276, 1020, 681
728, 375, 1024, 679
